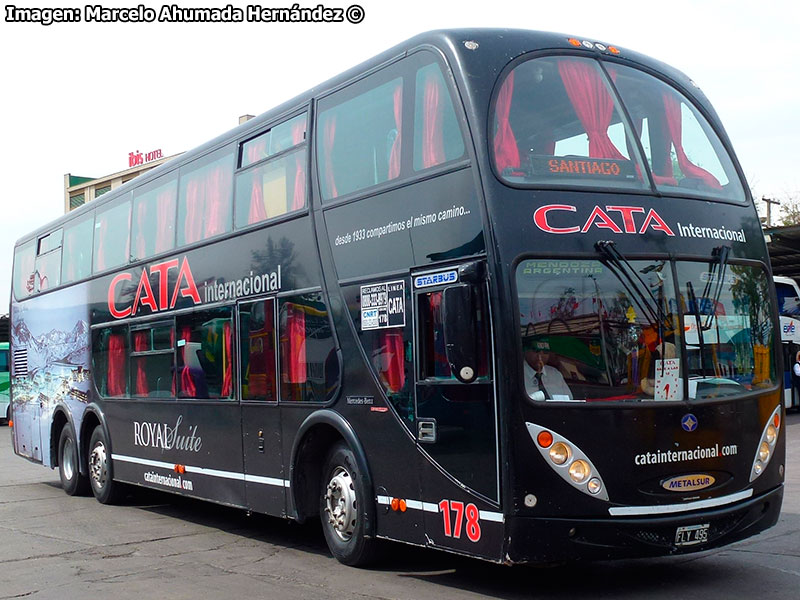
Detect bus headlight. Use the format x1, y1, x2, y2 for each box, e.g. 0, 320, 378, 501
549, 442, 571, 465
758, 442, 770, 462
765, 425, 777, 445
750, 405, 781, 482
587, 478, 603, 495
526, 423, 609, 502
569, 460, 591, 483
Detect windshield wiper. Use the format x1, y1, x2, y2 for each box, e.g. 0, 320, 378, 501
686, 280, 710, 378
699, 245, 731, 331
595, 241, 670, 374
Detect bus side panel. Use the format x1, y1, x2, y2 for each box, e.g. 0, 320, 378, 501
10, 284, 92, 465
107, 400, 247, 508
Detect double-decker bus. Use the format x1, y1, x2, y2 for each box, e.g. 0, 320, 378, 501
10, 29, 784, 566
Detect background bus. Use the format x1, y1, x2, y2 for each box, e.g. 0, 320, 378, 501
0, 342, 9, 424
775, 275, 800, 409
10, 29, 784, 566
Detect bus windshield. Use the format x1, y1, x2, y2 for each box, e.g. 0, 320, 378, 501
516, 259, 774, 402
492, 55, 745, 202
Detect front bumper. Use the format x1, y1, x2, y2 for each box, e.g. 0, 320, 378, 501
505, 485, 783, 564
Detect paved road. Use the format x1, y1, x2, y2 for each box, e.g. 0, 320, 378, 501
1, 415, 798, 600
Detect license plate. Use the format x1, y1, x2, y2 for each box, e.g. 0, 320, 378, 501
674, 523, 709, 546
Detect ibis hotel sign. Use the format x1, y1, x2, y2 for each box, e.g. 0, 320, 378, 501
129, 148, 164, 168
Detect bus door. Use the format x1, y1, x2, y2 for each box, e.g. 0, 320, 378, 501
412, 262, 500, 552
238, 298, 286, 516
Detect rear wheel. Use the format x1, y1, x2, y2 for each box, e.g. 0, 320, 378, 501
319, 442, 377, 566
88, 425, 123, 504
58, 424, 88, 496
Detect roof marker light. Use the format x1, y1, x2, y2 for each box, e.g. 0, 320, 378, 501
568, 38, 582, 47
608, 46, 620, 55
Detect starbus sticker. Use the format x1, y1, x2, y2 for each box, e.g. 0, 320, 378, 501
661, 473, 716, 492
414, 270, 458, 289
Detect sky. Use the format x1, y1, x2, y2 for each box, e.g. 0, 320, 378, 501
1, 0, 798, 309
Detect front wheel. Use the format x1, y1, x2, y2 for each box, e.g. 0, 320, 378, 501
88, 425, 123, 504
319, 441, 377, 566
58, 424, 88, 496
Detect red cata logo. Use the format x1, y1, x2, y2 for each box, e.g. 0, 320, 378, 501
533, 204, 675, 236
108, 257, 200, 319
128, 148, 163, 168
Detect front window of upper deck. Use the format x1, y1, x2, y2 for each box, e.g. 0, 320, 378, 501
516, 259, 774, 403
492, 56, 745, 201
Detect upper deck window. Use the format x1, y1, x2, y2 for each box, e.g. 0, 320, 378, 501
492, 56, 744, 201
176, 148, 235, 246
608, 63, 744, 201
240, 114, 307, 169
93, 195, 131, 273
132, 175, 177, 261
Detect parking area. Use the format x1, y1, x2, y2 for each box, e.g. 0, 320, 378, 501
0, 415, 798, 600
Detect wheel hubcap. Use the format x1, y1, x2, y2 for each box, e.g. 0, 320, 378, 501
89, 441, 108, 489
324, 466, 357, 541
62, 437, 75, 481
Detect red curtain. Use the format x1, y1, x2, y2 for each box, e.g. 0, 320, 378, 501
179, 326, 197, 397
247, 140, 268, 224
388, 84, 403, 179
494, 70, 520, 171
422, 72, 445, 168
380, 331, 405, 393
662, 92, 722, 189
291, 120, 306, 210
221, 321, 233, 397
283, 304, 307, 384
64, 231, 75, 282
107, 333, 126, 396
96, 215, 108, 271
183, 163, 232, 244
133, 331, 149, 395
155, 187, 176, 253
323, 117, 338, 198
135, 201, 147, 259
557, 59, 626, 160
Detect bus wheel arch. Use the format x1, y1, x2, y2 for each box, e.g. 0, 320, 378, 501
290, 411, 376, 540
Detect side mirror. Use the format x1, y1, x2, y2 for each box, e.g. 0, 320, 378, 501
441, 284, 480, 383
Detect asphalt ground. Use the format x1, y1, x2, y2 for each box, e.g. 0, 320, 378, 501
0, 413, 798, 600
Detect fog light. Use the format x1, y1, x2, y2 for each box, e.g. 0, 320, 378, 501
766, 425, 777, 444
549, 442, 571, 465
569, 460, 591, 483
759, 442, 770, 462
587, 478, 602, 495
754, 461, 763, 475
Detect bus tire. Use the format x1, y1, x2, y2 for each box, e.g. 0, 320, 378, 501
58, 424, 88, 496
88, 425, 123, 505
319, 441, 377, 566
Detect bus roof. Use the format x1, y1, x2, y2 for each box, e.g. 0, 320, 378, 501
18, 28, 715, 246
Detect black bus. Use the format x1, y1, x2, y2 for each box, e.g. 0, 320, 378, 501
10, 29, 784, 565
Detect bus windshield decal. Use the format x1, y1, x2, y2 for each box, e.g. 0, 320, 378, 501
533, 204, 675, 236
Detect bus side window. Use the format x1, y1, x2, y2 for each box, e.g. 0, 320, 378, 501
317, 77, 404, 201
413, 62, 465, 171
93, 326, 129, 398
175, 307, 234, 400
279, 293, 338, 402
61, 214, 94, 284
132, 176, 177, 261
130, 323, 175, 398
176, 148, 235, 247
239, 299, 278, 401
12, 240, 36, 300
93, 194, 131, 273
236, 114, 307, 229
34, 229, 63, 293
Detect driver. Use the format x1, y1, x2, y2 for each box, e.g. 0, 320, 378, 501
523, 339, 573, 401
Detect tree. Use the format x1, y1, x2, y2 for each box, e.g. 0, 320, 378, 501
778, 193, 800, 226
